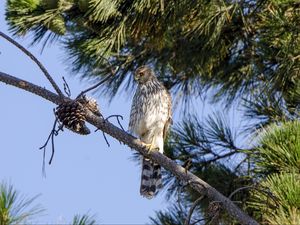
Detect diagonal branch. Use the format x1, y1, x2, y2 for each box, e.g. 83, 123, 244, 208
0, 71, 259, 225
0, 31, 64, 98
0, 71, 64, 104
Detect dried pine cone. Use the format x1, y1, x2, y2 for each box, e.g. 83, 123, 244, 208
207, 201, 222, 218
55, 100, 90, 135
78, 95, 101, 117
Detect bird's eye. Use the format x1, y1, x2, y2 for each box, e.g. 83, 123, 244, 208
139, 72, 143, 76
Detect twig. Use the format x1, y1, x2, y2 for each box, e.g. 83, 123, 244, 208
207, 201, 222, 225
0, 31, 64, 98
0, 71, 260, 225
76, 74, 112, 99
62, 76, 71, 97
229, 185, 255, 200
39, 119, 58, 151
177, 185, 186, 217
95, 115, 125, 147
203, 150, 239, 165
39, 115, 63, 166
76, 58, 116, 99
190, 217, 207, 225
185, 196, 205, 225
105, 115, 125, 131
182, 158, 192, 173
49, 123, 61, 165
98, 129, 111, 147
228, 185, 279, 206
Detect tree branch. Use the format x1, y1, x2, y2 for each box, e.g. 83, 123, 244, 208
0, 71, 259, 225
0, 31, 64, 98
184, 196, 204, 225
0, 71, 64, 104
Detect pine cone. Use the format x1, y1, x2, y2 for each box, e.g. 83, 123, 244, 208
207, 201, 221, 218
78, 96, 101, 117
55, 100, 90, 135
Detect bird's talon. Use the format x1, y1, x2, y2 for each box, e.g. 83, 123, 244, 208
143, 143, 158, 154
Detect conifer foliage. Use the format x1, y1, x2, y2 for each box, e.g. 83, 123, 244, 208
6, 0, 300, 102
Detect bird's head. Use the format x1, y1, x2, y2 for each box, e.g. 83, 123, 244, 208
134, 65, 155, 84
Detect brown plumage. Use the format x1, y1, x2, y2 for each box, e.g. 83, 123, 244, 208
129, 65, 172, 199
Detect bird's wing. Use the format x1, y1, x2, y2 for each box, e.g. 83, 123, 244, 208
128, 93, 138, 134
163, 90, 172, 140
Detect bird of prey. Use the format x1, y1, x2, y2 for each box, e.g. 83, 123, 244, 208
129, 65, 172, 199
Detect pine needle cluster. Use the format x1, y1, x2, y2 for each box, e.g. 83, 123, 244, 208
5, 0, 300, 104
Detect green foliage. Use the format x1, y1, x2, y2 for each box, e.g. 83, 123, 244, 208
165, 112, 242, 162
45, 14, 66, 35
255, 1, 300, 101
265, 206, 300, 225
247, 121, 300, 224
254, 121, 300, 174
243, 92, 289, 130
72, 214, 97, 225
8, 0, 40, 12
87, 0, 121, 22
5, 0, 299, 104
266, 172, 300, 208
6, 0, 70, 45
160, 112, 253, 224
76, 0, 90, 12
41, 0, 58, 9
0, 182, 43, 225
250, 172, 300, 224
150, 205, 186, 225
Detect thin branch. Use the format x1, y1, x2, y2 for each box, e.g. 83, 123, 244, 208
0, 71, 63, 104
49, 122, 64, 165
76, 74, 113, 99
98, 129, 111, 147
39, 118, 58, 152
229, 185, 255, 200
0, 71, 259, 225
185, 196, 205, 225
190, 218, 207, 225
62, 76, 71, 97
76, 58, 116, 99
94, 114, 125, 147
0, 31, 64, 98
202, 150, 239, 165
207, 201, 222, 225
105, 115, 125, 131
228, 185, 279, 206
177, 185, 186, 218
39, 116, 63, 166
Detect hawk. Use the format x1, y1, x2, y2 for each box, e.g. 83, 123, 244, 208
129, 65, 172, 199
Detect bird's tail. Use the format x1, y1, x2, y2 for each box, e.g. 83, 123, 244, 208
140, 157, 162, 199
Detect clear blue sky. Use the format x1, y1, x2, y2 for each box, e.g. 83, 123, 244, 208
0, 2, 248, 224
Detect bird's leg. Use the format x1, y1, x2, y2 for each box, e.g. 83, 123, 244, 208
144, 138, 159, 154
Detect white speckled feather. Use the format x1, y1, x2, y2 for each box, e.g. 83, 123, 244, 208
129, 66, 172, 199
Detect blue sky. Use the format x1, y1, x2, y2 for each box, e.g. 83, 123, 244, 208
0, 2, 171, 224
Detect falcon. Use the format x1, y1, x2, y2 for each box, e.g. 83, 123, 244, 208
129, 65, 172, 199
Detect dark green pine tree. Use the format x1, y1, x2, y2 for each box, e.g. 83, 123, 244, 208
5, 0, 300, 224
